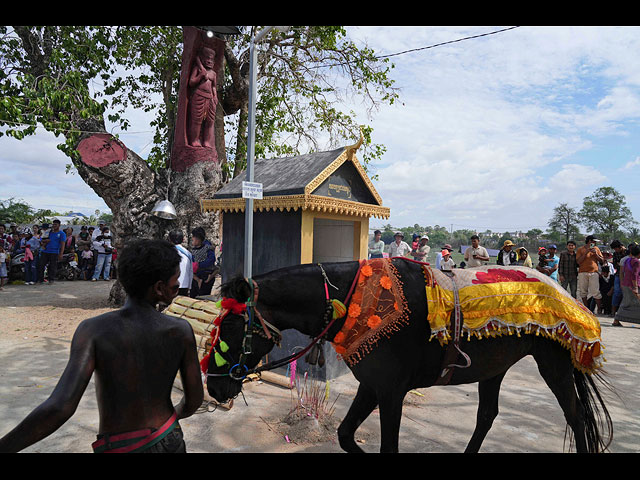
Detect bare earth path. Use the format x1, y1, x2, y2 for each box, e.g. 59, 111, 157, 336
1, 279, 638, 453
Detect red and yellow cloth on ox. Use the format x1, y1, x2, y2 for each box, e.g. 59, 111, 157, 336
331, 259, 604, 375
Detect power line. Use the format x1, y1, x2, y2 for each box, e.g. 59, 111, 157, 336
376, 26, 520, 60
313, 26, 521, 69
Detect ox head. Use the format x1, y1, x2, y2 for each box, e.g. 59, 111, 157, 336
205, 277, 279, 403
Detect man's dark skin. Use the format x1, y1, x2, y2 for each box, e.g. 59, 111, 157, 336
0, 265, 204, 453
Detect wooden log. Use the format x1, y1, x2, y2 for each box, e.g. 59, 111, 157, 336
259, 370, 293, 389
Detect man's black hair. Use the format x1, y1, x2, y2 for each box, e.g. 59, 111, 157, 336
567, 240, 576, 246
118, 239, 180, 299
470, 234, 479, 241
630, 244, 640, 257
610, 239, 623, 249
191, 227, 206, 241
168, 229, 184, 245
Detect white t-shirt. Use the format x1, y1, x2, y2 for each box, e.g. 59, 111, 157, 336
389, 240, 411, 258
175, 245, 194, 289
440, 257, 455, 270
465, 246, 489, 267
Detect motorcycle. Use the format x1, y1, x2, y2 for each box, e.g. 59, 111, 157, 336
8, 251, 25, 282
54, 253, 81, 281
40, 253, 81, 282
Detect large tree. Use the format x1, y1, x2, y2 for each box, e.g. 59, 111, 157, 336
579, 186, 637, 243
0, 26, 397, 303
547, 203, 581, 244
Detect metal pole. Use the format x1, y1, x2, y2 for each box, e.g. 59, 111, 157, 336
244, 26, 274, 278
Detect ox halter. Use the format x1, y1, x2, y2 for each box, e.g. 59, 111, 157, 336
205, 263, 361, 381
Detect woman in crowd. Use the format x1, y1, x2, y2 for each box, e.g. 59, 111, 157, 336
614, 244, 640, 326
515, 247, 533, 267
189, 227, 217, 298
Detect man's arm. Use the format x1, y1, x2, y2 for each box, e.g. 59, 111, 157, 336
0, 320, 95, 452
174, 324, 204, 420
476, 248, 490, 261
58, 232, 66, 260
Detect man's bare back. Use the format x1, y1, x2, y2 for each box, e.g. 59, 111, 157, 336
0, 239, 204, 453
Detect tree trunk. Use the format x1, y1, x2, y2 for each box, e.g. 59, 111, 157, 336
74, 126, 223, 306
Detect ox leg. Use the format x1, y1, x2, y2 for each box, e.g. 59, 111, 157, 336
377, 390, 406, 453
534, 348, 587, 452
464, 372, 507, 453
337, 383, 378, 453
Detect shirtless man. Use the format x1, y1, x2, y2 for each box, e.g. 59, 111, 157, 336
0, 239, 204, 453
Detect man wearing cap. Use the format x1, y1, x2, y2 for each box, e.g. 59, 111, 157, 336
411, 235, 431, 263
558, 240, 579, 297
497, 240, 517, 266
576, 235, 604, 312
464, 235, 490, 268
389, 232, 411, 258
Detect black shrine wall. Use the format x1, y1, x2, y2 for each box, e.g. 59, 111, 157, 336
220, 209, 302, 283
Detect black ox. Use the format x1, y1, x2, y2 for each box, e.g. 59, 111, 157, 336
204, 259, 613, 453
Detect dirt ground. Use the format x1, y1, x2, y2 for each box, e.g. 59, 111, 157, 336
1, 278, 639, 453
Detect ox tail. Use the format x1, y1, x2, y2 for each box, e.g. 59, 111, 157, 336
567, 369, 614, 453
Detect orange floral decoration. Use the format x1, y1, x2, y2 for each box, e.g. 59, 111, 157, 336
344, 316, 357, 330
348, 303, 361, 318
380, 275, 392, 290
367, 315, 382, 329
331, 258, 410, 366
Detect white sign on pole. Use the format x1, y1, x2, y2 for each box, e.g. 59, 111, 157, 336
242, 181, 263, 199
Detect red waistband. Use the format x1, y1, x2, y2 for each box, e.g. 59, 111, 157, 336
92, 411, 178, 453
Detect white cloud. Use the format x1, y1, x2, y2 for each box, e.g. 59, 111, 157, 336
621, 157, 640, 170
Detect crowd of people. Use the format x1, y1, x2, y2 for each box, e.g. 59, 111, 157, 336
0, 221, 115, 288
369, 230, 640, 325
0, 222, 220, 299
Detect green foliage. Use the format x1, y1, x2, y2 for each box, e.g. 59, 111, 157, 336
0, 26, 114, 163
547, 203, 581, 244
1, 26, 397, 179
579, 186, 637, 243
0, 198, 34, 225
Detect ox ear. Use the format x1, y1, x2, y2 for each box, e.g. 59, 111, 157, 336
220, 276, 252, 302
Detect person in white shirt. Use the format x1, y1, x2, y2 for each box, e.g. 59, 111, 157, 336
464, 235, 490, 267
91, 227, 112, 281
435, 244, 454, 270
497, 240, 517, 266
388, 232, 411, 258
440, 250, 456, 270
169, 229, 193, 296
368, 230, 385, 259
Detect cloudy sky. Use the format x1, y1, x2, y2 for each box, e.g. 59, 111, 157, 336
1, 26, 639, 235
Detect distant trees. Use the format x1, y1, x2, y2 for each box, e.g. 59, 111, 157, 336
547, 186, 637, 245
373, 186, 637, 253
547, 203, 581, 244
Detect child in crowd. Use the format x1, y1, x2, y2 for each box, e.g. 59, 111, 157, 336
440, 249, 456, 271
598, 265, 614, 315
79, 244, 94, 280
537, 247, 548, 272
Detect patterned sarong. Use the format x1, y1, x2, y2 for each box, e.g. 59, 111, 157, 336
331, 260, 604, 374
